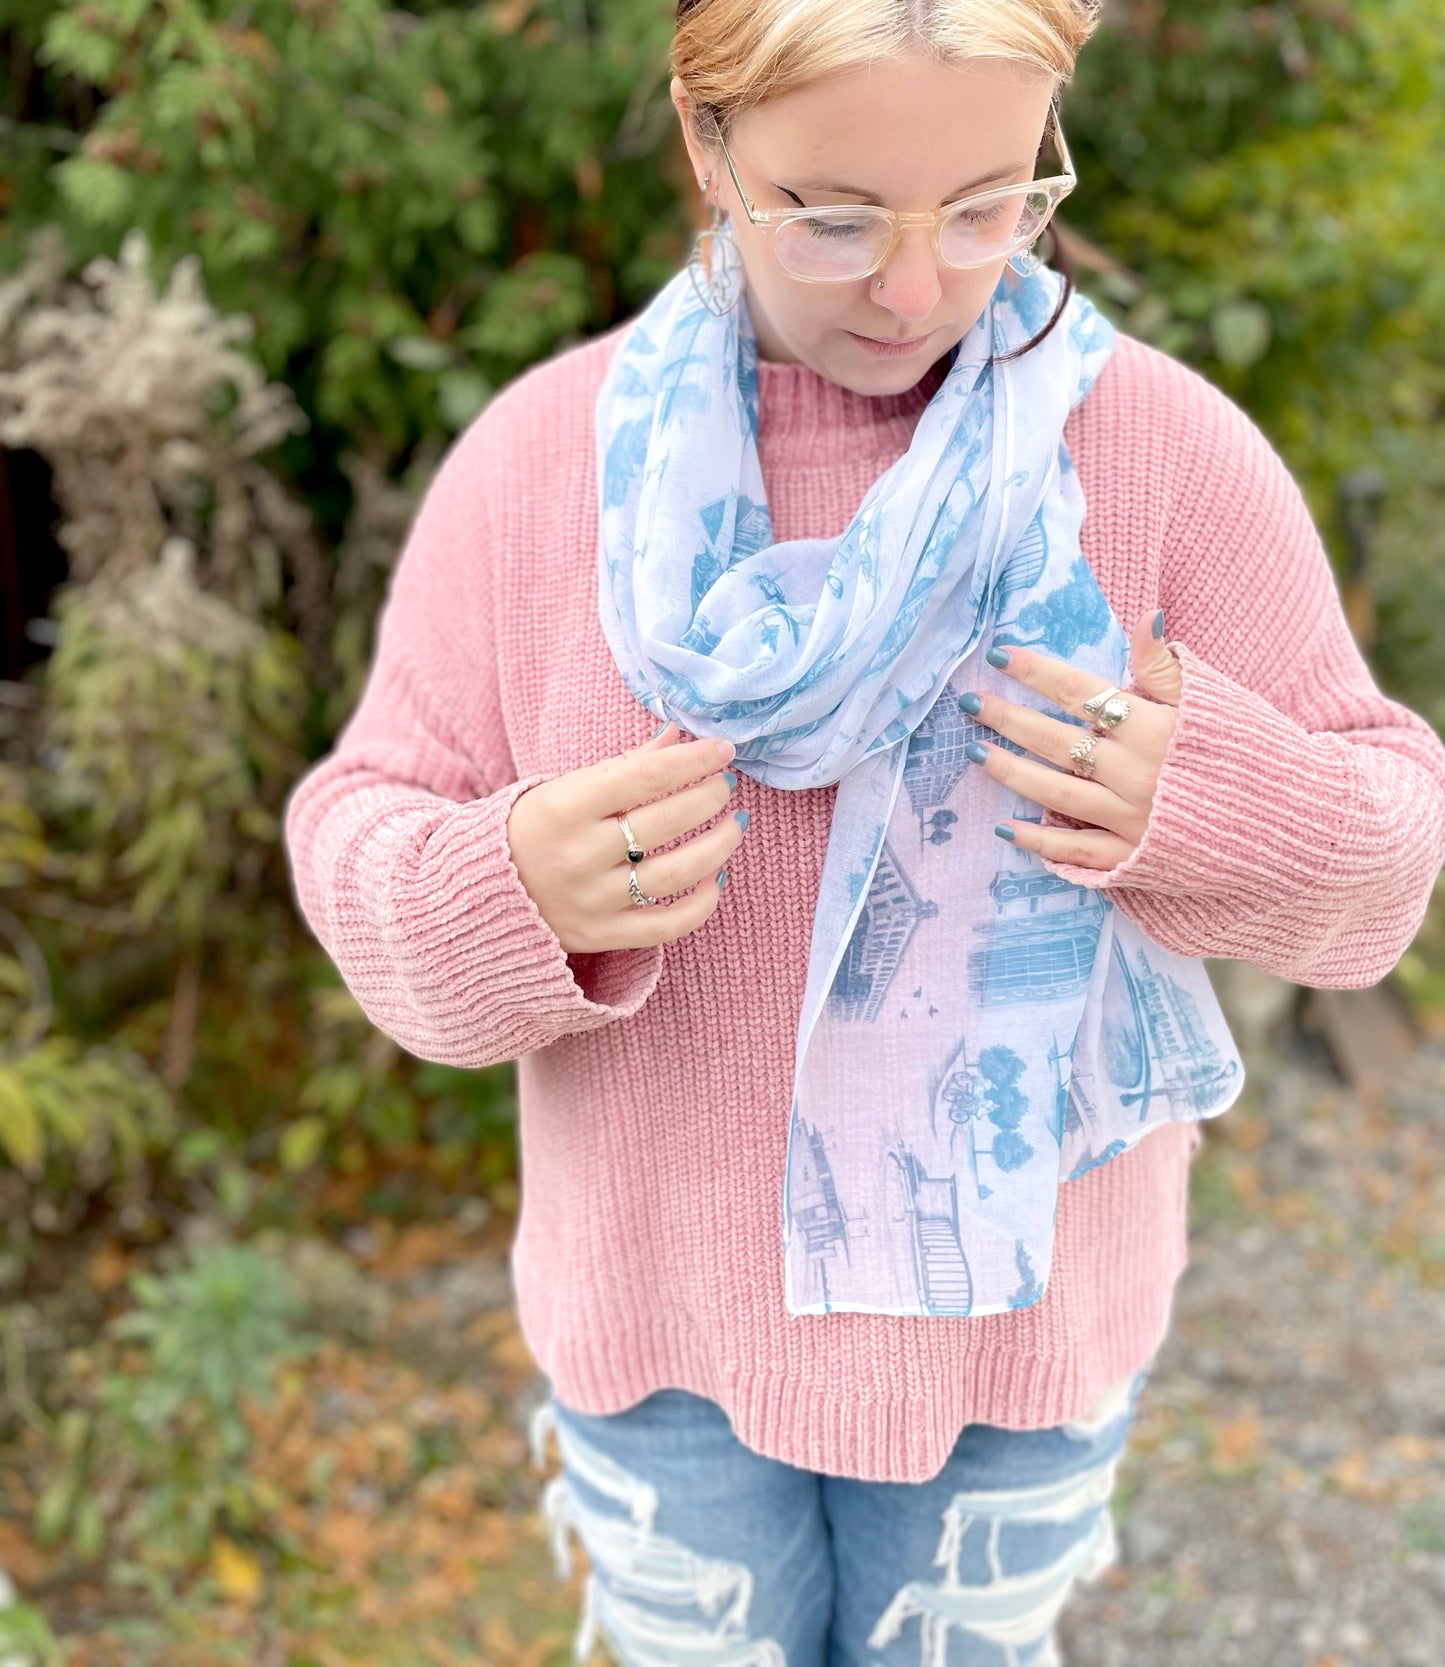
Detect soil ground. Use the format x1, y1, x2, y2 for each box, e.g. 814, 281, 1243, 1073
1057, 1036, 1445, 1667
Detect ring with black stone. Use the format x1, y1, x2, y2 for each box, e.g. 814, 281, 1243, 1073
617, 812, 646, 865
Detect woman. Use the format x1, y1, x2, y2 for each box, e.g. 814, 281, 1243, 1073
282, 1, 1445, 1660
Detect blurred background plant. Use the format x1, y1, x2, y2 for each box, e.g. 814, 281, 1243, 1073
0, 0, 1441, 1647
1065, 0, 1445, 734
26, 1241, 310, 1598
2, 0, 688, 548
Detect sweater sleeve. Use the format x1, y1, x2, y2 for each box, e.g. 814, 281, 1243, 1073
1041, 370, 1445, 988
281, 415, 663, 1069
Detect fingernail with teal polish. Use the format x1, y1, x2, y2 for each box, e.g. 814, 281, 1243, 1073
734, 808, 749, 830
958, 691, 983, 715
986, 646, 1011, 668
1152, 610, 1165, 639
724, 770, 738, 790
965, 742, 990, 764
717, 869, 729, 889
994, 824, 1016, 842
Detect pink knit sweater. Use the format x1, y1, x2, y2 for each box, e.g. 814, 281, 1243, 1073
283, 326, 1445, 1482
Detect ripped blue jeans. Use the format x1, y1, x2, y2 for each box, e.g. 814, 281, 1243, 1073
527, 1365, 1147, 1667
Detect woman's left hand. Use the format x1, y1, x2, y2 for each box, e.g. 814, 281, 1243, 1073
968, 609, 1184, 871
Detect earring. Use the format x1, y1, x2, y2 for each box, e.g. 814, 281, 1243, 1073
1008, 242, 1043, 278
686, 175, 745, 316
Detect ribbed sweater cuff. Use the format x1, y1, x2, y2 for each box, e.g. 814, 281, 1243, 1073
384, 774, 664, 1067
1043, 639, 1371, 905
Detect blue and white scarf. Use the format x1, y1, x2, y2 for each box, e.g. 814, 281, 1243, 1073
595, 264, 1245, 1317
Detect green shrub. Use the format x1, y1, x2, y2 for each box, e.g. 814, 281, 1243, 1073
1067, 0, 1445, 725
3, 0, 689, 485
31, 1241, 312, 1589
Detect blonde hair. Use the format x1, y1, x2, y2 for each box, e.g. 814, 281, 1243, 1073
672, 0, 1100, 141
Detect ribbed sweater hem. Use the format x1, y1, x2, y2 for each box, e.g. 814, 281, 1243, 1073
512, 1250, 1184, 1483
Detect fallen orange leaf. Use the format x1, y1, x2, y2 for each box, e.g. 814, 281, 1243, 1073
314, 1508, 383, 1576
1213, 1413, 1263, 1467
463, 1309, 518, 1347
489, 1325, 538, 1376
1226, 1159, 1265, 1207
375, 1222, 470, 1278
478, 1614, 522, 1655
1328, 1451, 1377, 1498
0, 1517, 52, 1584
86, 1241, 134, 1294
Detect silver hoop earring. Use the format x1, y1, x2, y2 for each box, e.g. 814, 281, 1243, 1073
1007, 242, 1043, 278
686, 181, 744, 317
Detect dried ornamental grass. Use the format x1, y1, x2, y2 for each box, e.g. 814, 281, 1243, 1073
0, 227, 326, 651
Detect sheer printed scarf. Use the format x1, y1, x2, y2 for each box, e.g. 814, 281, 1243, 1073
595, 265, 1244, 1316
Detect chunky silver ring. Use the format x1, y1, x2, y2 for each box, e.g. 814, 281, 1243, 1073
1067, 733, 1100, 779
1081, 686, 1131, 730
627, 868, 659, 908
616, 812, 646, 865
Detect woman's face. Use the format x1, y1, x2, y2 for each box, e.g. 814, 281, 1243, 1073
671, 55, 1057, 392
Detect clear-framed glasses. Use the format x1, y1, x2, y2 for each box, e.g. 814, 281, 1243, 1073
712, 105, 1076, 283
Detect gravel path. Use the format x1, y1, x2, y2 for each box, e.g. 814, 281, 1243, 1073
1059, 1034, 1445, 1667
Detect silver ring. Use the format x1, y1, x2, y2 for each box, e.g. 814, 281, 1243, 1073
627, 868, 659, 908
616, 813, 646, 865
1081, 686, 1131, 730
1067, 733, 1099, 779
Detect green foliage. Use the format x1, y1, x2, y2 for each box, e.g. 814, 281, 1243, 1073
39, 557, 308, 937
1067, 0, 1445, 681
287, 984, 424, 1171
2, 0, 688, 470
105, 1243, 306, 1441
1393, 874, 1445, 1015
0, 1595, 62, 1667
0, 1034, 172, 1182
0, 872, 174, 1199
287, 980, 518, 1181
31, 1241, 312, 1586
0, 767, 47, 891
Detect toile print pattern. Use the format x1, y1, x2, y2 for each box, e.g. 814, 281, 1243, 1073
594, 261, 1245, 1319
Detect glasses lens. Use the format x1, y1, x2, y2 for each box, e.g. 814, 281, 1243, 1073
774, 209, 893, 280
939, 187, 1054, 268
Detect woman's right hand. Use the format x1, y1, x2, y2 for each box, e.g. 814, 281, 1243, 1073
505, 723, 748, 953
